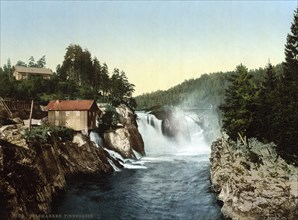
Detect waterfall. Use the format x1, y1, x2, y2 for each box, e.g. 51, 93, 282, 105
90, 131, 146, 171
137, 112, 210, 157
89, 131, 105, 148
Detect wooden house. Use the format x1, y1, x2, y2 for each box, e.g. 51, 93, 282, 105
47, 100, 100, 131
13, 66, 53, 80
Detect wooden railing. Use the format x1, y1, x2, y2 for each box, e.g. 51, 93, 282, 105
0, 98, 13, 117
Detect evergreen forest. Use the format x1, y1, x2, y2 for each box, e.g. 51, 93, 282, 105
0, 44, 136, 108
136, 9, 298, 164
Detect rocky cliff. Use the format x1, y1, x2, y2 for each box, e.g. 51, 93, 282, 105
0, 125, 113, 220
102, 104, 145, 158
0, 104, 145, 219
210, 137, 298, 219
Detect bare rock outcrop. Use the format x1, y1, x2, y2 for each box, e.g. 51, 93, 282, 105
210, 137, 298, 219
103, 104, 145, 158
0, 126, 113, 220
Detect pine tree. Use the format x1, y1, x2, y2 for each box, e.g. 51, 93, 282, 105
278, 9, 298, 154
219, 64, 258, 141
256, 63, 279, 142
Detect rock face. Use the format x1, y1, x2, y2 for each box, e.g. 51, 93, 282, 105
103, 104, 145, 158
210, 137, 298, 220
0, 126, 113, 220
0, 104, 145, 219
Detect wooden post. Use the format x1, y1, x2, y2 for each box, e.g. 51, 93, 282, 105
29, 100, 34, 132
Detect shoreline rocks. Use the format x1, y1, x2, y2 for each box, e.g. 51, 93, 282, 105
210, 137, 298, 219
0, 129, 114, 220
0, 104, 145, 219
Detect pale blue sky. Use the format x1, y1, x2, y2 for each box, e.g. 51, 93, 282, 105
0, 1, 297, 95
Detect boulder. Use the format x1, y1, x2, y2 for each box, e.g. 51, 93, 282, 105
210, 138, 298, 219
0, 124, 28, 149
116, 104, 137, 126
100, 104, 145, 158
104, 124, 145, 158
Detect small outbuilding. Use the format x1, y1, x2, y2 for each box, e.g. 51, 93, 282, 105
47, 100, 100, 131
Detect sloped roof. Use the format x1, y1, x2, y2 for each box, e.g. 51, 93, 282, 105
47, 100, 98, 111
14, 66, 53, 75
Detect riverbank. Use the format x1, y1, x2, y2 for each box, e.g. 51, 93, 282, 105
210, 137, 298, 219
0, 104, 145, 219
0, 125, 114, 219
51, 112, 223, 219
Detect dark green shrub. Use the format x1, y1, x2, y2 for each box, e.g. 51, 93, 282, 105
96, 104, 120, 133
50, 126, 75, 142
25, 125, 75, 143
24, 125, 50, 143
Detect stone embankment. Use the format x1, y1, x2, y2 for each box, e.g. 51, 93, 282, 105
210, 137, 298, 220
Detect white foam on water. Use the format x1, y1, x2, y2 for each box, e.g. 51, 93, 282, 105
104, 148, 148, 170
136, 111, 211, 162
107, 158, 121, 172
90, 131, 104, 148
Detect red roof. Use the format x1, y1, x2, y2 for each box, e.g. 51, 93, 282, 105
47, 100, 98, 111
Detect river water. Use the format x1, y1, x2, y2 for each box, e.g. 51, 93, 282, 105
51, 112, 223, 219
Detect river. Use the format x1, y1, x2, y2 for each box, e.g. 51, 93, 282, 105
51, 112, 223, 219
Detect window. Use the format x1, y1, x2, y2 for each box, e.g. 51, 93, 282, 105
66, 111, 70, 116
55, 111, 59, 117
55, 119, 59, 126
76, 111, 80, 116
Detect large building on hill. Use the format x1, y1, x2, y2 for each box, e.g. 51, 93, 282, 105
13, 66, 53, 80
47, 100, 100, 131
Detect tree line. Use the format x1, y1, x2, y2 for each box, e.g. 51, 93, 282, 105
0, 44, 136, 108
136, 9, 297, 163
135, 66, 281, 110
220, 9, 298, 162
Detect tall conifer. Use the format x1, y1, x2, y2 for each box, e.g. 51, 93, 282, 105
219, 64, 258, 140
278, 9, 298, 154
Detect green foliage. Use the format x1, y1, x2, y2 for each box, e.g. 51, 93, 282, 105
24, 125, 75, 143
218, 9, 298, 163
50, 126, 75, 142
255, 63, 279, 142
96, 104, 120, 133
135, 72, 231, 110
109, 69, 135, 107
0, 44, 135, 106
24, 125, 51, 143
219, 64, 259, 140
277, 9, 298, 155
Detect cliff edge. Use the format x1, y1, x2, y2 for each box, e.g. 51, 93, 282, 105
0, 125, 113, 219
210, 137, 298, 219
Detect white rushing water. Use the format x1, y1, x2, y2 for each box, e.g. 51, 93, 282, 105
90, 112, 210, 170
90, 130, 147, 171
53, 111, 222, 219
137, 112, 210, 158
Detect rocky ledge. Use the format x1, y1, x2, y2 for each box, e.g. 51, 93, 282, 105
210, 137, 298, 219
0, 125, 114, 220
102, 104, 145, 158
0, 104, 145, 219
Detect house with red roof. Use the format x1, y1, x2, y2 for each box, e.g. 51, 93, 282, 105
47, 100, 100, 131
